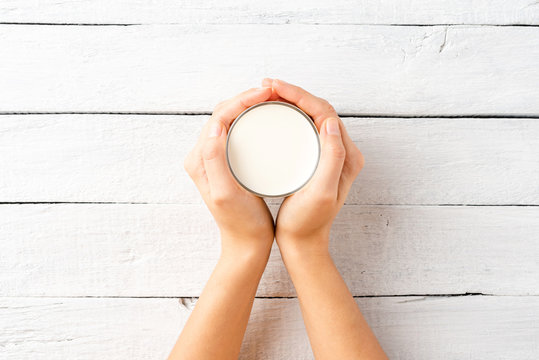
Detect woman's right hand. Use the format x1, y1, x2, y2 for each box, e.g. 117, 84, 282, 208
261, 78, 365, 255
264, 79, 386, 360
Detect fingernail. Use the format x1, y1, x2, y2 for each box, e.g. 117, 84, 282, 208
326, 118, 340, 135
257, 86, 272, 91
208, 122, 222, 138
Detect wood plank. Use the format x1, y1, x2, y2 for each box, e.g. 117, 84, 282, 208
1, 115, 537, 205
1, 0, 538, 25
1, 204, 537, 297
1, 296, 538, 359
1, 25, 538, 115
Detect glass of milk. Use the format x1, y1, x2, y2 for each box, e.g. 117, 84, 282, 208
226, 101, 320, 197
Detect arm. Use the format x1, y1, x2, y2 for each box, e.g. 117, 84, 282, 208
168, 87, 275, 360
264, 78, 387, 359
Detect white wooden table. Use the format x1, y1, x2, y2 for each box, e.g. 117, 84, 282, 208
1, 1, 538, 359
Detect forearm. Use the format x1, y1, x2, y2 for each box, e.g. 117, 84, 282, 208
279, 238, 387, 360
168, 236, 272, 360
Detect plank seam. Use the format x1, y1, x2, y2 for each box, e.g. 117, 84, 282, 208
0, 202, 537, 207
0, 22, 138, 26
1, 112, 539, 119
4, 293, 539, 299
0, 22, 538, 27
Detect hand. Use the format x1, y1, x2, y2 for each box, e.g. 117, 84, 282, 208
172, 87, 278, 360
184, 87, 276, 256
261, 78, 365, 254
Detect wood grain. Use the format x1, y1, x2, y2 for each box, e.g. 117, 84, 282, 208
2, 2, 537, 359
1, 204, 537, 297
1, 25, 538, 115
1, 115, 537, 205
1, 0, 538, 25
1, 296, 538, 359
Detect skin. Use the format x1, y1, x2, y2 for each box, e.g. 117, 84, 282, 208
169, 87, 276, 360
168, 80, 387, 360
265, 78, 387, 360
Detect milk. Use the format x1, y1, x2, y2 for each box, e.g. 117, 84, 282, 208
226, 101, 320, 197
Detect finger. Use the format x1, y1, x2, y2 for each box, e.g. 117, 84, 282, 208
308, 117, 346, 200
183, 149, 210, 198
271, 79, 338, 127
199, 86, 271, 140
338, 146, 364, 204
192, 87, 271, 199
264, 77, 314, 107
202, 121, 238, 202
262, 77, 284, 101
337, 119, 365, 201
210, 86, 272, 131
339, 117, 359, 169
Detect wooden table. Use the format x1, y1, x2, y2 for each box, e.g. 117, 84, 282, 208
1, 1, 538, 358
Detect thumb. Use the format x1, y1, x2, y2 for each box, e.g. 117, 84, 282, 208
202, 121, 237, 201
309, 117, 346, 199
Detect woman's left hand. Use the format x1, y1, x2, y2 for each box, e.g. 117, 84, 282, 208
183, 86, 276, 256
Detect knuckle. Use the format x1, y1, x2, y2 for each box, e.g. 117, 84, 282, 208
355, 149, 365, 170
183, 153, 194, 174
213, 100, 227, 113
212, 191, 233, 206
327, 141, 346, 159
344, 147, 364, 176
238, 93, 253, 108
350, 147, 364, 171
183, 154, 204, 181
209, 113, 225, 127
320, 99, 336, 114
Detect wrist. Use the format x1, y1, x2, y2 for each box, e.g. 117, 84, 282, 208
276, 233, 331, 263
218, 246, 272, 278
220, 232, 273, 265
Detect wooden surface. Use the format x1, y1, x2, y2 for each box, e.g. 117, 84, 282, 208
1, 1, 538, 25
1, 1, 538, 359
1, 115, 537, 205
1, 204, 538, 297
1, 25, 539, 116
1, 296, 538, 359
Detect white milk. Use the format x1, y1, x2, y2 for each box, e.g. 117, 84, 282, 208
226, 101, 320, 197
